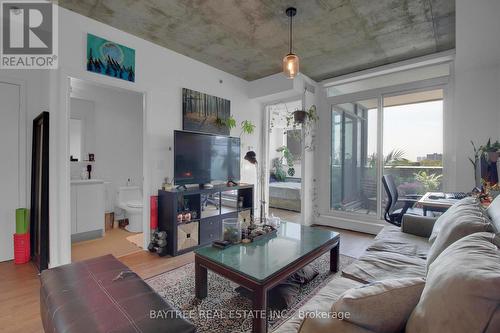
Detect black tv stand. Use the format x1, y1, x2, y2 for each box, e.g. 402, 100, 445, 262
176, 184, 187, 190
158, 183, 254, 256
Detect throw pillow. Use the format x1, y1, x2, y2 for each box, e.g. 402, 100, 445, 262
429, 197, 484, 244
406, 232, 500, 333
426, 213, 492, 268
331, 278, 425, 333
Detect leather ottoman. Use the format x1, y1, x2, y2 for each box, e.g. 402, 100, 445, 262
40, 254, 195, 333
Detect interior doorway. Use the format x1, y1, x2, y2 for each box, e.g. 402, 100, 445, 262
266, 100, 303, 224
68, 78, 145, 262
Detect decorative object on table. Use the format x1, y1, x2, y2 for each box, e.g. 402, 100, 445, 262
147, 231, 168, 257
282, 7, 299, 79
86, 164, 92, 179
243, 224, 278, 243
176, 213, 183, 223
244, 150, 266, 224
222, 218, 242, 244
183, 210, 191, 222
212, 240, 231, 249
267, 214, 281, 229
182, 88, 230, 135
88, 153, 95, 161
162, 177, 174, 191
86, 33, 135, 82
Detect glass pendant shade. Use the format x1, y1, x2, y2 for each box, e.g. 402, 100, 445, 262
283, 53, 299, 79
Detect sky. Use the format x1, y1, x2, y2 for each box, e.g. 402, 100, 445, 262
367, 100, 443, 161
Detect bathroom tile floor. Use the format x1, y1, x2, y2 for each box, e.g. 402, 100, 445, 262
71, 228, 143, 262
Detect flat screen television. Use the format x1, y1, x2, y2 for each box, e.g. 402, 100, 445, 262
174, 130, 241, 186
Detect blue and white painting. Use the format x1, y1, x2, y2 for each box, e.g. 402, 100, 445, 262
86, 33, 135, 82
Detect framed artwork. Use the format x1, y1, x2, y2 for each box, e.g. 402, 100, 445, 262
86, 33, 135, 82
182, 88, 231, 135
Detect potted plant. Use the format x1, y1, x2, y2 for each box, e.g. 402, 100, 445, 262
482, 139, 500, 162
469, 141, 482, 187
293, 110, 307, 124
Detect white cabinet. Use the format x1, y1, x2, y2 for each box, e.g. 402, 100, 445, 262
71, 181, 105, 240
71, 186, 77, 234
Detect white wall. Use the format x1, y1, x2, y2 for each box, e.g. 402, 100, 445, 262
452, 0, 500, 191
70, 79, 143, 208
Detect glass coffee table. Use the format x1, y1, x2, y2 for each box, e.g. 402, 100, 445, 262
194, 221, 340, 333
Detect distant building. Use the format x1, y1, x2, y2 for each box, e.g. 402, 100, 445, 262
417, 153, 442, 162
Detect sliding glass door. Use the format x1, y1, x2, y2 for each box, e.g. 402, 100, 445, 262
331, 99, 378, 215
329, 88, 444, 222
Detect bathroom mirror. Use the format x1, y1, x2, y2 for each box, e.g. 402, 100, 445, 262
69, 97, 96, 162
69, 118, 82, 161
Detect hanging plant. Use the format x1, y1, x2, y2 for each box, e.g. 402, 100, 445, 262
293, 110, 307, 124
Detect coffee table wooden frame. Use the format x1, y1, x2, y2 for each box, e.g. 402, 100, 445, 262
195, 236, 340, 333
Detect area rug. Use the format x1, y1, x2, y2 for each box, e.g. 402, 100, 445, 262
146, 253, 355, 333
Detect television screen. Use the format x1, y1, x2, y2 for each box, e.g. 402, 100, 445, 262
174, 131, 240, 185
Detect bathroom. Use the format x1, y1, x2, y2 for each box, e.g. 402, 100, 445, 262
69, 78, 144, 261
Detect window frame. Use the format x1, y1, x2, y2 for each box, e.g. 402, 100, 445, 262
318, 76, 450, 230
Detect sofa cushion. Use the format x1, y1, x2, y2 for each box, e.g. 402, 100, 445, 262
332, 278, 425, 333
369, 226, 430, 259
426, 213, 492, 267
342, 251, 426, 284
429, 197, 486, 244
406, 232, 500, 333
486, 194, 500, 233
272, 277, 362, 333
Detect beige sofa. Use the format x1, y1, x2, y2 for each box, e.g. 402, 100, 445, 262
273, 196, 500, 333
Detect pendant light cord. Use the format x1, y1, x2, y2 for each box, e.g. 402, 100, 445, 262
289, 14, 293, 54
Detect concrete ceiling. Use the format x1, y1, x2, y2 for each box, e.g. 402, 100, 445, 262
58, 0, 455, 81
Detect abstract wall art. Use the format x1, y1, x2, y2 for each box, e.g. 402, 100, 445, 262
86, 33, 135, 82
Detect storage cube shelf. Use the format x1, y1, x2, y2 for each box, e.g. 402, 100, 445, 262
158, 184, 254, 256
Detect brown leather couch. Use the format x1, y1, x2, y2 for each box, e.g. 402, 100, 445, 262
40, 254, 196, 333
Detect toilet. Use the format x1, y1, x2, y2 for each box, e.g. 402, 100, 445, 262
117, 186, 143, 232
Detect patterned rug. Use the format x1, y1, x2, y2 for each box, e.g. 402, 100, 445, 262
146, 253, 355, 333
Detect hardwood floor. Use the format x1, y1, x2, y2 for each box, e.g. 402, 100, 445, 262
71, 228, 143, 262
0, 225, 373, 333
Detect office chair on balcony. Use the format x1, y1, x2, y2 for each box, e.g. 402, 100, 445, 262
382, 174, 426, 227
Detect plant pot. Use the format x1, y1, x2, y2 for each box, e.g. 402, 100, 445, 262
487, 151, 499, 163
293, 110, 307, 124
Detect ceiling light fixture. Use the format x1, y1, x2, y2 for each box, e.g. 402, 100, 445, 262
283, 7, 299, 79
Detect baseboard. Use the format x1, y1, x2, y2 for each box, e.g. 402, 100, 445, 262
71, 229, 104, 243
315, 214, 384, 235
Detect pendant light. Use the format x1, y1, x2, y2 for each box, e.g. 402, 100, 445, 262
283, 7, 299, 79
